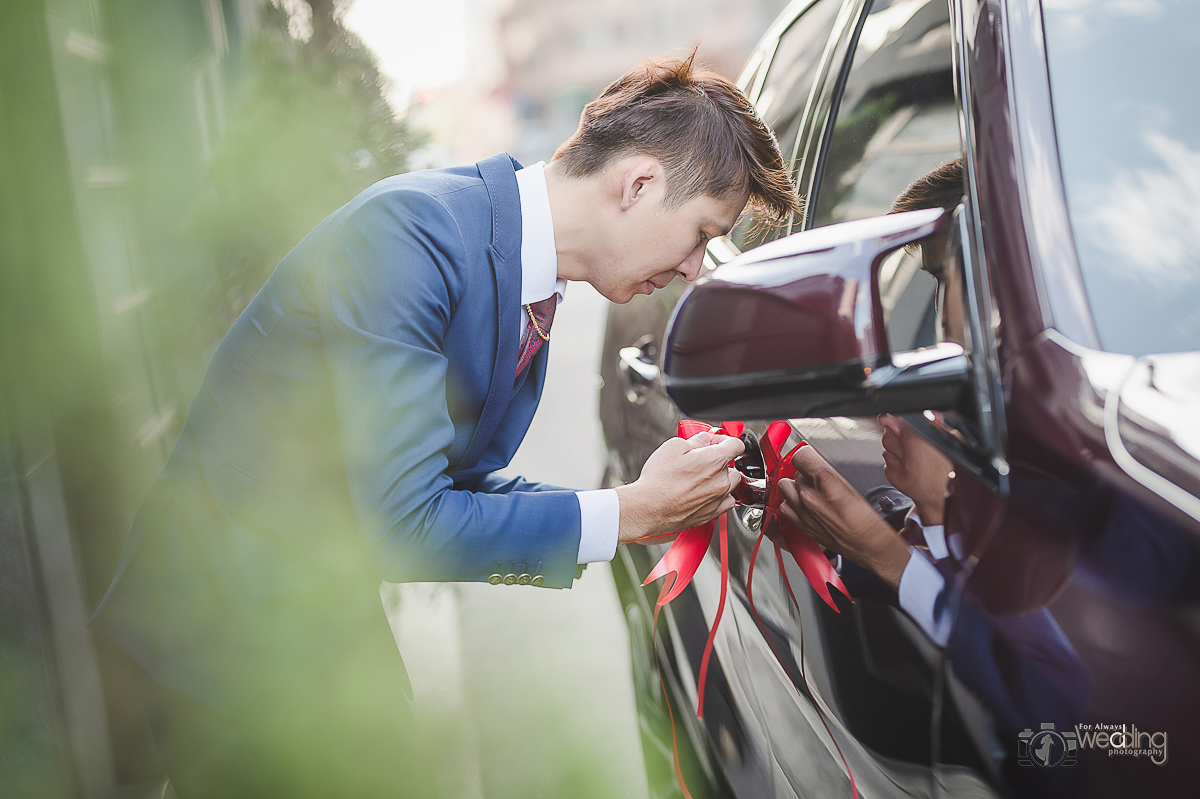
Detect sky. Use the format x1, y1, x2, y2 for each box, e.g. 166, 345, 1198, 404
343, 0, 470, 111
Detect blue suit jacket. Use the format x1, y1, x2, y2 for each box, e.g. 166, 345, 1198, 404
93, 154, 582, 716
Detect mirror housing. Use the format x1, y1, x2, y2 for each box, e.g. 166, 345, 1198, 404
664, 209, 969, 420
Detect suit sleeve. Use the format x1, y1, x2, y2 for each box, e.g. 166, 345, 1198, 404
315, 190, 581, 587
456, 471, 565, 494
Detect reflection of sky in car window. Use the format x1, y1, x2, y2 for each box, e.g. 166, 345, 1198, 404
856, 0, 927, 56
839, 102, 959, 216
1043, 0, 1200, 356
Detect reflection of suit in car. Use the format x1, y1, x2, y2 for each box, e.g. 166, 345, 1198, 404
90, 155, 586, 774
840, 509, 1092, 741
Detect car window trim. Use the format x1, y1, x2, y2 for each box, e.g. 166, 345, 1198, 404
744, 0, 826, 98
951, 0, 1009, 489
711, 0, 846, 263
796, 0, 872, 232
792, 0, 1010, 488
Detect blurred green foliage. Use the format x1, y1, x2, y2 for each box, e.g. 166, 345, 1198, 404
180, 0, 420, 349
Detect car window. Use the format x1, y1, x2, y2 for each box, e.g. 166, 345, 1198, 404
754, 0, 843, 170
1043, 1, 1200, 357
786, 3, 1014, 782
731, 0, 841, 252
810, 0, 961, 354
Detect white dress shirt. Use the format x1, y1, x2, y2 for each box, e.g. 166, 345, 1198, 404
896, 509, 964, 646
515, 162, 620, 565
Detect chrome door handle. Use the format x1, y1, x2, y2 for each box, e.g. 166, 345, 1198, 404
619, 345, 660, 386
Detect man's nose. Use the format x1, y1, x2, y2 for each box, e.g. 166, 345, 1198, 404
677, 248, 704, 281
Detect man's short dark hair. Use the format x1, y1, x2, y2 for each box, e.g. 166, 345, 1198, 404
553, 49, 802, 225
891, 157, 965, 271
891, 157, 965, 216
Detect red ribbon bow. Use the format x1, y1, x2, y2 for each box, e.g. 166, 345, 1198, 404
639, 420, 857, 799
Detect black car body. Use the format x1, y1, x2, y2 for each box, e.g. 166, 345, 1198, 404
601, 1, 1200, 797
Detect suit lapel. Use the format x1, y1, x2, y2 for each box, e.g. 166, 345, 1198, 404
459, 153, 524, 470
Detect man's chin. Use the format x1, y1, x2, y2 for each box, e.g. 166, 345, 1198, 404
882, 455, 902, 483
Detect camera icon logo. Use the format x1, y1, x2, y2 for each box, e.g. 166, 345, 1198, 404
1018, 722, 1079, 767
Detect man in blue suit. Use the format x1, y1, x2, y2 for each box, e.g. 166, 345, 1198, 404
92, 53, 802, 796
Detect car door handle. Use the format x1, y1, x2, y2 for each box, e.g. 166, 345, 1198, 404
619, 345, 660, 386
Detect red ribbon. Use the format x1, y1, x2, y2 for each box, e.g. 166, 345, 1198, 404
638, 420, 856, 798
760, 421, 852, 612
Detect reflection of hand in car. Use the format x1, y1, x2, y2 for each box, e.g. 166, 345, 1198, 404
879, 413, 952, 526
777, 445, 911, 591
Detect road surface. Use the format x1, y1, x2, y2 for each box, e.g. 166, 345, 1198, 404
384, 283, 651, 799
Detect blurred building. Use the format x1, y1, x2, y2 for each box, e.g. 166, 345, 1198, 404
497, 0, 786, 163
0, 1, 256, 796
413, 0, 787, 166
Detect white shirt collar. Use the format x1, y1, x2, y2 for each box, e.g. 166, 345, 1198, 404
515, 161, 566, 306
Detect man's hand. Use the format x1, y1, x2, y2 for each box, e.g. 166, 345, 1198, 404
777, 445, 910, 591
615, 432, 744, 544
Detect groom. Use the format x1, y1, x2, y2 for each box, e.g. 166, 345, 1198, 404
92, 51, 801, 796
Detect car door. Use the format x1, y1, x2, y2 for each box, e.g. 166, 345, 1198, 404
601, 1, 858, 795
723, 2, 1005, 798
924, 2, 1200, 797
605, 1, 1001, 796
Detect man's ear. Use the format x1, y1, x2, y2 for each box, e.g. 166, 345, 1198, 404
619, 156, 665, 211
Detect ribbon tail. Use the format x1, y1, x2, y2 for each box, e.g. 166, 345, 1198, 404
778, 521, 852, 613
695, 515, 729, 719
773, 545, 860, 799
642, 522, 715, 606
648, 584, 696, 799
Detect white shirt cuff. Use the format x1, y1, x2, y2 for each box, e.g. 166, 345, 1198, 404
922, 523, 949, 560
576, 489, 620, 564
898, 550, 952, 646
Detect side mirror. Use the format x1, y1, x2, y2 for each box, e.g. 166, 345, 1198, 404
664, 208, 969, 420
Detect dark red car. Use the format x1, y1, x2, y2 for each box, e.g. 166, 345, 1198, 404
602, 0, 1200, 796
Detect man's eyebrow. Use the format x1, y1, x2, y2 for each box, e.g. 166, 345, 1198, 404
704, 218, 735, 237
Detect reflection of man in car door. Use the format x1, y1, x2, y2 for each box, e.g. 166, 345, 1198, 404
777, 159, 1091, 784
890, 157, 966, 348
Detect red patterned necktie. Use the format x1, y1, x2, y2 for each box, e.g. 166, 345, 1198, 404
515, 296, 557, 378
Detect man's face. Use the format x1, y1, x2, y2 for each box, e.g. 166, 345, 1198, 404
592, 189, 747, 304
921, 230, 967, 348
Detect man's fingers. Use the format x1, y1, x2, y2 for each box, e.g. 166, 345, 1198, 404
690, 434, 744, 463
777, 477, 799, 505
790, 443, 826, 474
659, 436, 693, 455
777, 478, 810, 528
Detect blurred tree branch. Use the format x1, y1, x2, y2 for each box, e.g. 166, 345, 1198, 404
181, 0, 422, 347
